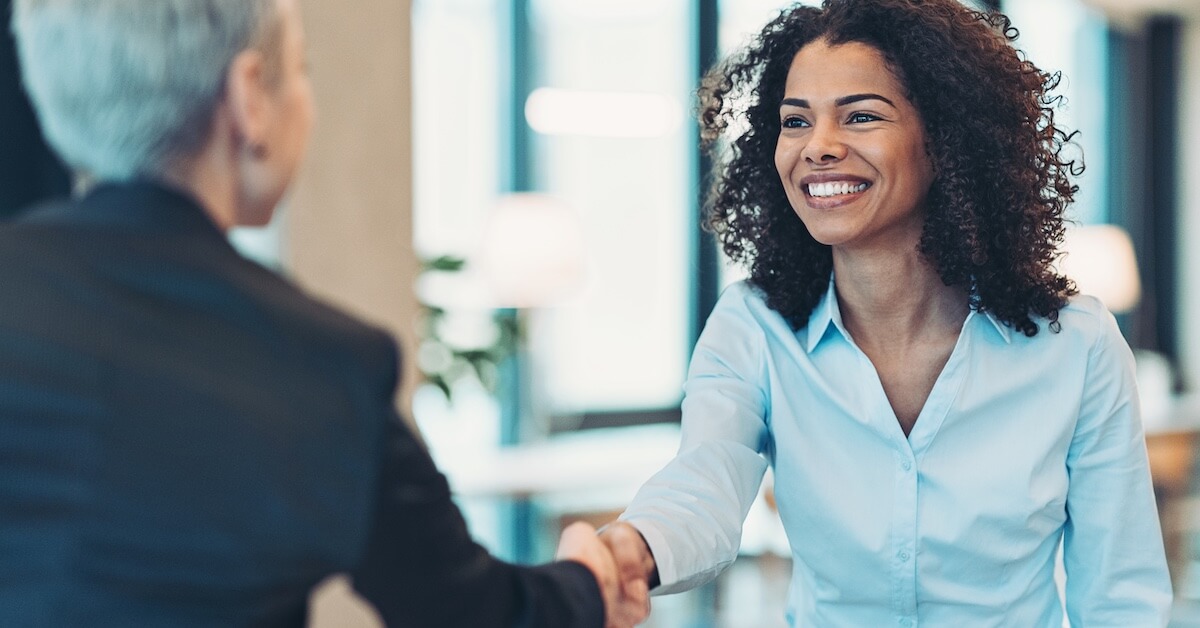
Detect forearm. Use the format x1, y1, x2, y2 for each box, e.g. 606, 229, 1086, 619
1063, 322, 1172, 624
618, 440, 767, 593
352, 419, 604, 628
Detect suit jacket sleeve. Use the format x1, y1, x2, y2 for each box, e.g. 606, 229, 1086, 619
350, 413, 605, 628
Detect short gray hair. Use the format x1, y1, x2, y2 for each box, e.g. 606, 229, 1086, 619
11, 0, 283, 181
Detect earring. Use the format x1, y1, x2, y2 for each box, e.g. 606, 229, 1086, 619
249, 141, 269, 160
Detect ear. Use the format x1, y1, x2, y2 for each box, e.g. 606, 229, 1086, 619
223, 49, 271, 150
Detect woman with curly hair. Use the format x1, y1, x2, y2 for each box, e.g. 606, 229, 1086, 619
598, 0, 1172, 625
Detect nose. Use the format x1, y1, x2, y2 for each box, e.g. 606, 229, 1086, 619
801, 121, 848, 164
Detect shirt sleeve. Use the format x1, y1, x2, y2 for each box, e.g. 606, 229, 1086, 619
1062, 309, 1173, 626
620, 285, 771, 594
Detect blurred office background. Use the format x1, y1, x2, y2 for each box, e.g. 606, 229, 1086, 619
5, 0, 1200, 625
406, 1, 1200, 625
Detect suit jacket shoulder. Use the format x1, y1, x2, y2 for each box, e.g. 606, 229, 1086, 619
0, 181, 605, 627
0, 183, 394, 624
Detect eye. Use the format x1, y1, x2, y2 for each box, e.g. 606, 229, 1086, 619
781, 116, 810, 129
848, 112, 881, 124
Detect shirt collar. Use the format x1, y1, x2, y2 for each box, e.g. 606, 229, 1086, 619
804, 274, 1012, 353
805, 276, 846, 353
976, 309, 1012, 344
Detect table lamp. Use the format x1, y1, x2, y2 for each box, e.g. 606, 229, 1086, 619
1058, 223, 1141, 315
477, 193, 586, 309
1059, 224, 1172, 426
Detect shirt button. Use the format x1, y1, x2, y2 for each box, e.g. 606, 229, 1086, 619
902, 460, 912, 471
898, 551, 910, 561
899, 618, 912, 627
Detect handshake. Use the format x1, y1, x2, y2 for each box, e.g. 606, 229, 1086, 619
556, 520, 659, 628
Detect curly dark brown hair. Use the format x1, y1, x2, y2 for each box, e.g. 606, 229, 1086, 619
701, 0, 1079, 336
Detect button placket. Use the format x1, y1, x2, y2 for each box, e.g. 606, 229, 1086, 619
890, 446, 919, 622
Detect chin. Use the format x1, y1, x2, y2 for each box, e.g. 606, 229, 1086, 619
238, 215, 275, 228
234, 203, 279, 228
796, 219, 853, 247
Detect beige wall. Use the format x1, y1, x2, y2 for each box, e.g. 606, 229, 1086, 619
286, 0, 420, 415
289, 2, 413, 624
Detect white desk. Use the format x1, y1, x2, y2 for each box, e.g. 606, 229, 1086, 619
439, 423, 680, 505
436, 421, 790, 555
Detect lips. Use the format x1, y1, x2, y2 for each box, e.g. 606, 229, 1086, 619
799, 174, 872, 207
807, 181, 870, 198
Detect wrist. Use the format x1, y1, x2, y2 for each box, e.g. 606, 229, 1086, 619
633, 528, 660, 589
600, 521, 660, 588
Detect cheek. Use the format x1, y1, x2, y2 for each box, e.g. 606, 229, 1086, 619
288, 89, 315, 154
903, 149, 935, 200
304, 81, 316, 122
297, 83, 315, 129
774, 139, 798, 180
918, 152, 935, 189
905, 136, 934, 184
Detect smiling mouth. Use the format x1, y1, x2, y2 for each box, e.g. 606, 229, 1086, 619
806, 181, 871, 198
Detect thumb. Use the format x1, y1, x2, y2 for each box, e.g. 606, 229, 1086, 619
556, 521, 599, 560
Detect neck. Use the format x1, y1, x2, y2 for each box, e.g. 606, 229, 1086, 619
159, 107, 249, 234
832, 245, 968, 347
162, 158, 238, 234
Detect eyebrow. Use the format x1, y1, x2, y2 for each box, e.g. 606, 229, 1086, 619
780, 93, 897, 108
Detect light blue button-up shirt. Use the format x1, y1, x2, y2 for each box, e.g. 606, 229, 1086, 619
621, 280, 1172, 627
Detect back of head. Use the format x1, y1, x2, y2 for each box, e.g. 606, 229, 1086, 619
11, 0, 281, 183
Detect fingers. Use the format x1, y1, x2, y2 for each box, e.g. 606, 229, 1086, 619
555, 521, 600, 560
556, 522, 622, 624
556, 520, 651, 628
607, 587, 650, 628
557, 521, 618, 591
598, 521, 658, 587
601, 561, 650, 628
617, 575, 650, 625
597, 521, 656, 627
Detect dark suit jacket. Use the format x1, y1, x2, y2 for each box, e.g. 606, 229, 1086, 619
0, 181, 603, 627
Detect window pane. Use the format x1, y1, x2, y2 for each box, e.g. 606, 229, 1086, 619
1003, 0, 1109, 225
718, 0, 820, 55
412, 0, 502, 259
527, 0, 692, 413
411, 0, 508, 557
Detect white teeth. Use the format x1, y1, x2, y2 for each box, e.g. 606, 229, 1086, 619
807, 182, 869, 198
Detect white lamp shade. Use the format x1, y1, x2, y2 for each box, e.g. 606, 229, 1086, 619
477, 194, 587, 308
1058, 224, 1141, 314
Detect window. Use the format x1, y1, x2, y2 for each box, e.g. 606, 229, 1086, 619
412, 0, 503, 261
412, 0, 696, 427
1003, 0, 1109, 225
525, 0, 694, 416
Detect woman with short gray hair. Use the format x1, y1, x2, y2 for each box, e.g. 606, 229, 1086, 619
12, 0, 297, 226
0, 1, 648, 626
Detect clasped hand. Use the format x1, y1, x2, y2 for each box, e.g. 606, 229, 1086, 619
556, 521, 657, 628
